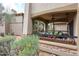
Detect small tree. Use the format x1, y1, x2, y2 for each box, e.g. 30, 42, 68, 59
3, 12, 15, 34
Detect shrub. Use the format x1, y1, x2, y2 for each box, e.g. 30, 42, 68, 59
11, 35, 39, 56
0, 33, 5, 37
0, 35, 15, 42
0, 35, 15, 56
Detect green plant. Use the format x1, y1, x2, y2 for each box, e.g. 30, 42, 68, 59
3, 12, 15, 34
12, 35, 39, 56
0, 35, 15, 42
0, 35, 15, 56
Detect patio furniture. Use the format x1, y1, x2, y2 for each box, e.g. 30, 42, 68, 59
39, 31, 77, 45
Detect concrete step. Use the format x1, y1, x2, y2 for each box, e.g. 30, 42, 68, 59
39, 40, 77, 56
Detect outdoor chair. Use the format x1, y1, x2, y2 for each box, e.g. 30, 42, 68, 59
69, 36, 77, 39
56, 34, 69, 39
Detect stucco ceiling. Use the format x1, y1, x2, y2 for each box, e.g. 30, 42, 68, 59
33, 10, 77, 23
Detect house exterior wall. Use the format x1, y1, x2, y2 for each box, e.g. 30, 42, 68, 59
0, 4, 5, 34
10, 23, 23, 35
15, 16, 23, 22
47, 23, 67, 33
10, 15, 23, 35
55, 25, 67, 31
0, 24, 5, 34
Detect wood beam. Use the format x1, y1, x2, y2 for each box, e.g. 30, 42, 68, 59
32, 17, 49, 23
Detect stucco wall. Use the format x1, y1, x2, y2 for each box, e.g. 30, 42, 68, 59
0, 19, 5, 34
10, 23, 23, 35
55, 25, 67, 31
0, 25, 5, 34
31, 3, 73, 14
10, 15, 23, 35
15, 16, 23, 22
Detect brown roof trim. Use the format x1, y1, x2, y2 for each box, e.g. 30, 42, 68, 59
11, 9, 17, 13
15, 13, 24, 16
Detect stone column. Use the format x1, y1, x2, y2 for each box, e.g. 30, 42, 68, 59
74, 4, 79, 55
45, 22, 48, 32
23, 3, 32, 35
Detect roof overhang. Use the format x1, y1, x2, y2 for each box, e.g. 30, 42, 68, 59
32, 3, 77, 17
32, 11, 77, 23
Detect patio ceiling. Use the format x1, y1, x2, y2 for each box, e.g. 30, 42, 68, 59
32, 10, 77, 23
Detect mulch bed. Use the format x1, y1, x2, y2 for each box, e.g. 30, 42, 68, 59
40, 37, 76, 45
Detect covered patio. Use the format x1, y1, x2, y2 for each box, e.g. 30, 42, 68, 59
32, 9, 78, 56
22, 3, 79, 56
32, 10, 77, 45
